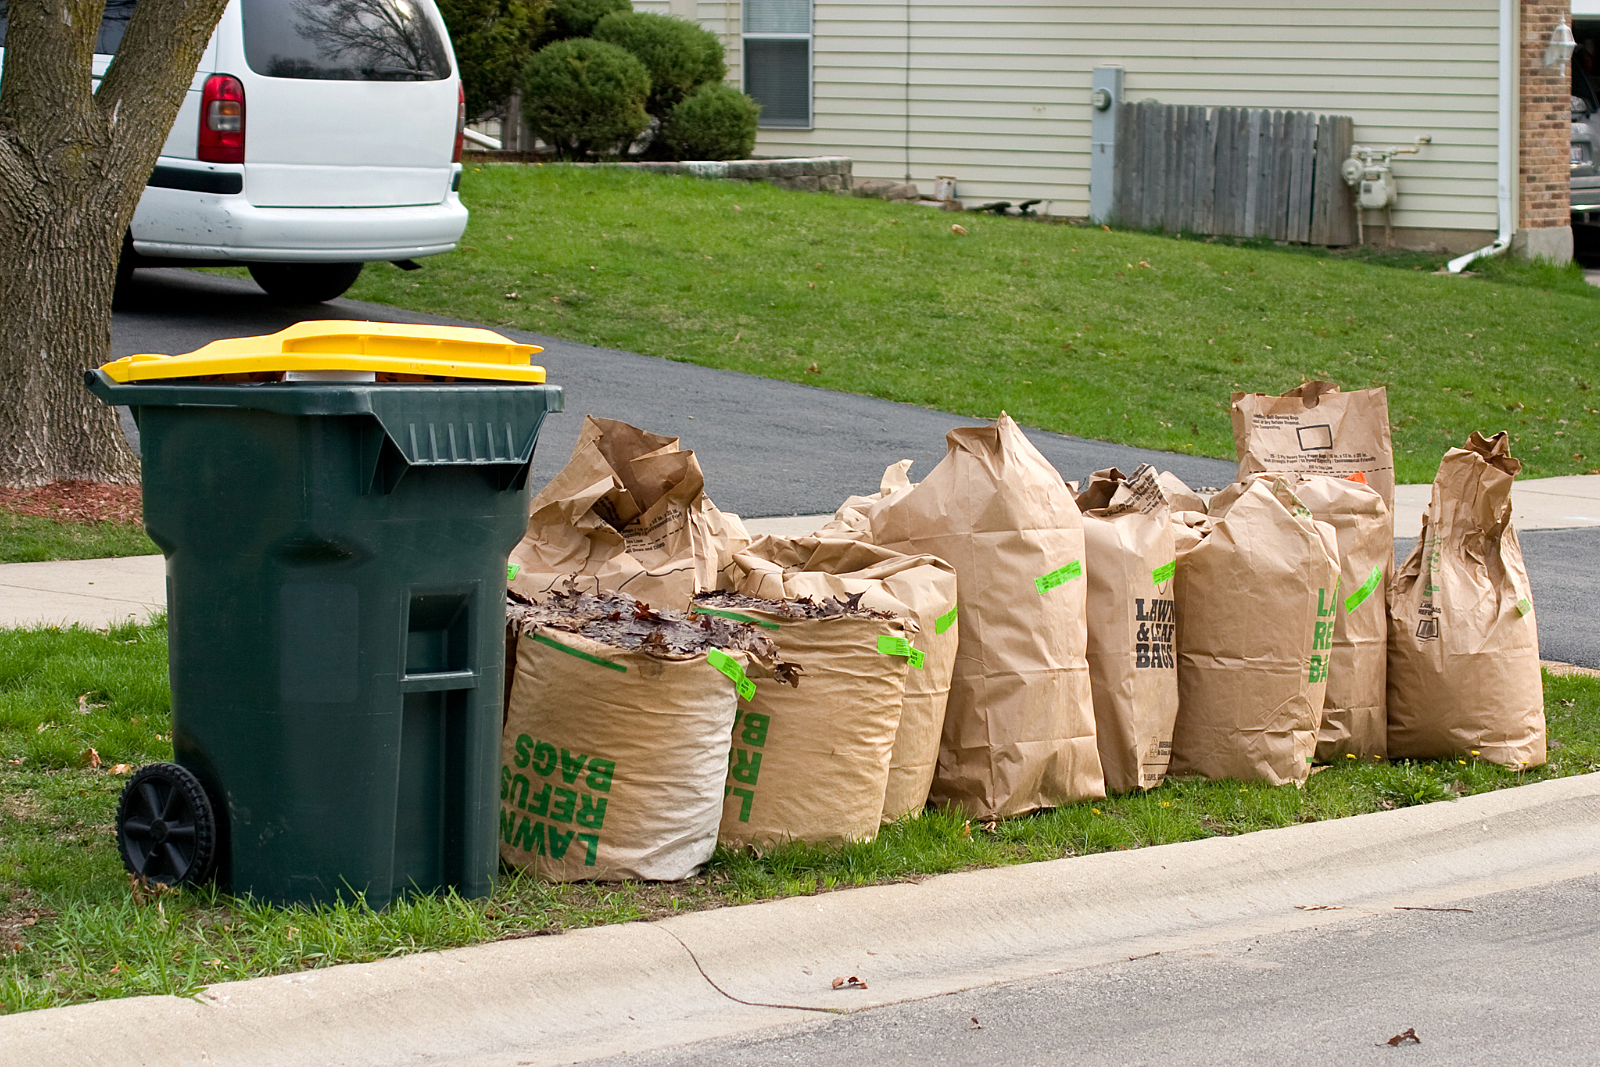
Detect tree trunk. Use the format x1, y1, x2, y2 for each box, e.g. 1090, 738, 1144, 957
0, 0, 230, 487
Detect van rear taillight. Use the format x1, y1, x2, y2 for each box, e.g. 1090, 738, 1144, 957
199, 74, 246, 164
452, 82, 466, 163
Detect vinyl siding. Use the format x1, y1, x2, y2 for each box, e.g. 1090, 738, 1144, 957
675, 0, 1500, 232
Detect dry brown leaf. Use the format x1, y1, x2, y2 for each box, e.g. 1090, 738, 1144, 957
109, 764, 134, 775
950, 224, 968, 236
82, 747, 101, 770
1294, 905, 1343, 911
831, 975, 868, 990
1383, 1028, 1421, 1046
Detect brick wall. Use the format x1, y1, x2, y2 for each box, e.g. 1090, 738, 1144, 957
1520, 0, 1572, 229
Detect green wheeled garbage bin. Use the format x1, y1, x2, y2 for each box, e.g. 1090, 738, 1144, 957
85, 321, 563, 907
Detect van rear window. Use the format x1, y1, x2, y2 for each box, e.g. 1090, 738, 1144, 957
0, 0, 139, 54
242, 0, 451, 81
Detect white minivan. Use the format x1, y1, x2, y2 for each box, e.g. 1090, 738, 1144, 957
92, 0, 469, 302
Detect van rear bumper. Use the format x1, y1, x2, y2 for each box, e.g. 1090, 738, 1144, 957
130, 186, 470, 263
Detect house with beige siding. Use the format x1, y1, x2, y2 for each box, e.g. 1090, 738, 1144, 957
637, 0, 1574, 261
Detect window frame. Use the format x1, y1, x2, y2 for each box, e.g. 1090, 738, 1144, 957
741, 0, 813, 131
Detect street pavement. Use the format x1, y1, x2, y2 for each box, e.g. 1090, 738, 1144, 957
588, 874, 1600, 1067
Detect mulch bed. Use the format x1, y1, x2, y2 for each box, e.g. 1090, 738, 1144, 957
0, 481, 142, 525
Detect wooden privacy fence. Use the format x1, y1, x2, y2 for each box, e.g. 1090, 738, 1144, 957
1111, 102, 1358, 246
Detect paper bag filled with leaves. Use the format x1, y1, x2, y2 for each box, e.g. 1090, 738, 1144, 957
1231, 382, 1395, 507
1075, 465, 1179, 793
863, 413, 1104, 818
728, 535, 959, 820
1169, 477, 1341, 785
501, 589, 796, 881
1210, 472, 1391, 761
1387, 432, 1544, 768
695, 591, 910, 847
509, 416, 751, 609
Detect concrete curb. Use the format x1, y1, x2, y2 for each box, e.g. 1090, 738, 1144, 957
6, 774, 1600, 1067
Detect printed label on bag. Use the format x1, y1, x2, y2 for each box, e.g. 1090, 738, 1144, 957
1308, 587, 1336, 683
1134, 598, 1175, 668
1151, 560, 1176, 587
501, 737, 614, 866
725, 708, 770, 822
1517, 597, 1533, 617
1343, 565, 1383, 613
691, 606, 780, 630
877, 634, 926, 668
935, 603, 959, 634
707, 648, 757, 700
1035, 559, 1083, 594
530, 631, 626, 672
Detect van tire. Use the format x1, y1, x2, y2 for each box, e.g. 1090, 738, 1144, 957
248, 262, 364, 303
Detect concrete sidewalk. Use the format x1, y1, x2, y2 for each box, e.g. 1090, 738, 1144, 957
4, 477, 1597, 631
4, 772, 1598, 1067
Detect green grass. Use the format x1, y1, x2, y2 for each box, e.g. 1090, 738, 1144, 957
4, 620, 1598, 1013
347, 165, 1600, 483
0, 513, 157, 564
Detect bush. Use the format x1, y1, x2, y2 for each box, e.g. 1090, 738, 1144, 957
523, 38, 651, 159
545, 0, 629, 40
590, 11, 727, 118
437, 0, 549, 118
661, 82, 760, 161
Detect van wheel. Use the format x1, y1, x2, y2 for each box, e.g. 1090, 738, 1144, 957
248, 262, 364, 303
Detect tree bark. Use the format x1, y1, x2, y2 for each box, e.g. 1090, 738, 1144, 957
0, 0, 230, 487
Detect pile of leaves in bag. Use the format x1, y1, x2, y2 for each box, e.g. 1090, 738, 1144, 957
692, 589, 901, 622
508, 587, 802, 684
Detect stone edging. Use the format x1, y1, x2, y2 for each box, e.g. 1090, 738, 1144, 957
594, 156, 853, 193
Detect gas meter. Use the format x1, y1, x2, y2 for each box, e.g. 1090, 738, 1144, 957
1342, 136, 1430, 244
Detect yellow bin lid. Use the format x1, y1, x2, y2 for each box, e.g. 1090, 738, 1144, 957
98, 321, 546, 384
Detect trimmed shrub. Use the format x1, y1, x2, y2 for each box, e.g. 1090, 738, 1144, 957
591, 11, 727, 118
661, 82, 761, 161
437, 0, 549, 118
523, 38, 651, 160
546, 0, 629, 40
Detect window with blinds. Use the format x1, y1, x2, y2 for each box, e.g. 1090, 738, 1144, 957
742, 0, 811, 129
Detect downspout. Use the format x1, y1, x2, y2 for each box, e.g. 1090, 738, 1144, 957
1447, 0, 1516, 272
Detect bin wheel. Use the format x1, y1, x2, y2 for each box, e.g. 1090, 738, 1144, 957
116, 763, 218, 887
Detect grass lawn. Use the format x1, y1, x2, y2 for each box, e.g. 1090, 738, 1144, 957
4, 619, 1597, 1013
0, 514, 156, 565
347, 165, 1600, 484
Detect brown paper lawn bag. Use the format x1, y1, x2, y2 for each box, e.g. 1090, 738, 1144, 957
1232, 381, 1396, 507
1211, 473, 1391, 762
864, 413, 1105, 818
728, 535, 959, 820
509, 416, 750, 609
1075, 464, 1179, 793
697, 592, 911, 847
1169, 476, 1341, 785
1387, 432, 1544, 768
501, 590, 795, 881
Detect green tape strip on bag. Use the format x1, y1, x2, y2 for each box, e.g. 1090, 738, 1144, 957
1035, 559, 1082, 595
1343, 565, 1383, 613
506, 563, 520, 582
530, 631, 626, 673
935, 603, 958, 634
707, 648, 757, 699
691, 606, 780, 630
877, 634, 926, 668
1517, 597, 1534, 617
1151, 560, 1175, 586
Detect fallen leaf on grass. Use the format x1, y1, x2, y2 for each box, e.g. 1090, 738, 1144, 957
1382, 1027, 1421, 1046
805, 362, 820, 374
950, 224, 968, 236
831, 975, 868, 990
109, 764, 133, 775
959, 820, 972, 840
82, 748, 101, 770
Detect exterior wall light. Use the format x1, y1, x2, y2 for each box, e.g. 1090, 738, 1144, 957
1547, 19, 1577, 74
